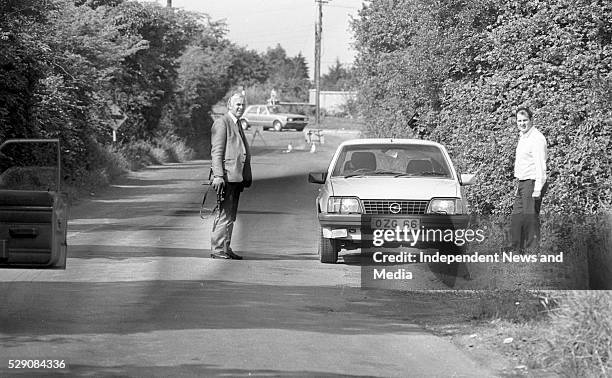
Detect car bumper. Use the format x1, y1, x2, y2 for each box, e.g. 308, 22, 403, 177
284, 121, 308, 129
318, 213, 471, 243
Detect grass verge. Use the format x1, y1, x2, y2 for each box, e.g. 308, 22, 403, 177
420, 290, 611, 377
70, 137, 195, 198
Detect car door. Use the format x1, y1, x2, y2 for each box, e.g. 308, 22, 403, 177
249, 105, 261, 126
243, 105, 258, 127
0, 139, 68, 269
260, 106, 274, 128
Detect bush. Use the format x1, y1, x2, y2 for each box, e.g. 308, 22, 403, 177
352, 0, 612, 216
154, 136, 195, 163
118, 140, 161, 170
546, 291, 612, 376
92, 143, 129, 181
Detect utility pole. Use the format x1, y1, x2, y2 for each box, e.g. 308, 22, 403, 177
166, 0, 171, 8
314, 0, 327, 126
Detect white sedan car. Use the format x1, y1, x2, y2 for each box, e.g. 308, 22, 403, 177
241, 105, 308, 131
309, 138, 475, 263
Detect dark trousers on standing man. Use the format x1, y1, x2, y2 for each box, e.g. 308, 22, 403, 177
211, 183, 243, 253
510, 179, 547, 251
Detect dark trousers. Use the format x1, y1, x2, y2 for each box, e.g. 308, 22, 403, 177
211, 183, 243, 253
510, 179, 547, 250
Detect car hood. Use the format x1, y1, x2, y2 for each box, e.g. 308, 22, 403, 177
329, 177, 459, 199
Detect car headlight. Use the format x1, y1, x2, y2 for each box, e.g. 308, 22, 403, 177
427, 198, 463, 215
287, 118, 293, 122
327, 197, 362, 214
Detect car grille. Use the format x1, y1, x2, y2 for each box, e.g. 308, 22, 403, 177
361, 200, 429, 215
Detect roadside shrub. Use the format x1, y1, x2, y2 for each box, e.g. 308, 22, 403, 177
352, 0, 612, 216
244, 84, 272, 105
154, 135, 195, 163
89, 142, 129, 181
118, 140, 161, 170
547, 291, 612, 377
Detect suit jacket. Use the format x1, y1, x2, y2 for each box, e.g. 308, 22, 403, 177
211, 113, 252, 187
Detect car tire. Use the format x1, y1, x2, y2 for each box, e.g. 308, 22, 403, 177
240, 119, 249, 130
318, 227, 338, 263
273, 120, 283, 132
296, 127, 305, 132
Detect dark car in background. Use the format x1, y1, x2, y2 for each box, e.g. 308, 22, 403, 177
241, 105, 309, 131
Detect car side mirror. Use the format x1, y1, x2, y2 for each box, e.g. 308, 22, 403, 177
460, 173, 476, 186
308, 172, 327, 184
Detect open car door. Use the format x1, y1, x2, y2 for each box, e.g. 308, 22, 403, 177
0, 139, 68, 269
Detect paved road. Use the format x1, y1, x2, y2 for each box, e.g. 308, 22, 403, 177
0, 129, 497, 376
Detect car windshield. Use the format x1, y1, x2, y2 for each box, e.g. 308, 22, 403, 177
331, 144, 452, 178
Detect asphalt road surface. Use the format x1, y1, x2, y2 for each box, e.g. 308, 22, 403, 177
0, 129, 497, 377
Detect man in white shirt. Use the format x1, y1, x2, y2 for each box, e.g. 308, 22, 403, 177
510, 107, 548, 251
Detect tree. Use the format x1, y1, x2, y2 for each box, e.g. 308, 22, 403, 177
226, 46, 269, 87
321, 58, 356, 90
263, 45, 310, 101
352, 0, 612, 215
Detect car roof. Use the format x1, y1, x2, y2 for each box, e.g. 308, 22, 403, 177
338, 138, 446, 148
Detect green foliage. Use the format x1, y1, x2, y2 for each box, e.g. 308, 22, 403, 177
321, 58, 357, 91
1, 0, 314, 184
548, 291, 611, 376
227, 46, 269, 87
352, 0, 612, 215
263, 45, 310, 102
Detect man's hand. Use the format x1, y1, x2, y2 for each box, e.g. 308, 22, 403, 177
212, 176, 225, 194
532, 190, 541, 199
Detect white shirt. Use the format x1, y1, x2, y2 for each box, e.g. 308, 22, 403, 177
228, 112, 247, 155
514, 126, 547, 195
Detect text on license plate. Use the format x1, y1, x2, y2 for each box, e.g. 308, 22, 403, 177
371, 218, 420, 230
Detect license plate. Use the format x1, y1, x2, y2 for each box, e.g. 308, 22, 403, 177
370, 217, 420, 230
331, 229, 348, 238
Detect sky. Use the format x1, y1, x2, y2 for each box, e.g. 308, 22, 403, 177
155, 0, 363, 79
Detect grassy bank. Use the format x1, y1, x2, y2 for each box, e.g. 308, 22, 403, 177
425, 290, 611, 377
62, 137, 195, 201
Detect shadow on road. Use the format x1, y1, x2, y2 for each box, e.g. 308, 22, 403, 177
67, 245, 315, 261
61, 365, 372, 377
0, 280, 462, 337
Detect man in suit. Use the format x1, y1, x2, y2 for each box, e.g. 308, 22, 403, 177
210, 92, 252, 260
510, 107, 547, 251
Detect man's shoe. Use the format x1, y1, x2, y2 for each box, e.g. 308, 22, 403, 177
226, 251, 243, 260
210, 252, 230, 259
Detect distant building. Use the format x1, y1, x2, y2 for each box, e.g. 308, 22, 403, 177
308, 90, 357, 115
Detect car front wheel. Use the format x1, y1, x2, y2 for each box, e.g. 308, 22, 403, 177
273, 120, 283, 132
318, 227, 339, 263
